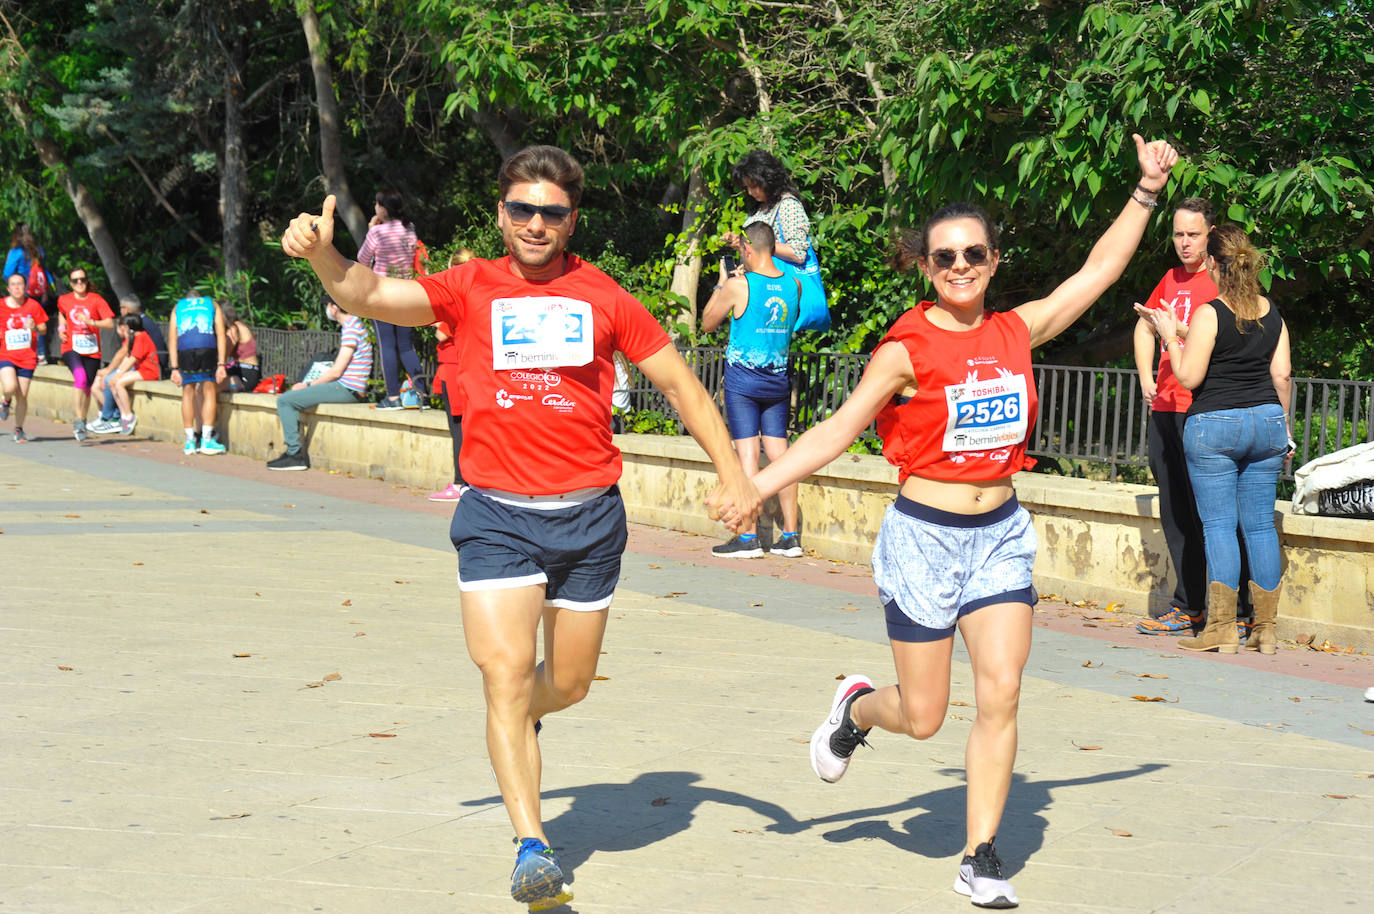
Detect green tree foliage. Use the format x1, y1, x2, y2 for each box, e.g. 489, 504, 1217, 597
0, 1, 1368, 377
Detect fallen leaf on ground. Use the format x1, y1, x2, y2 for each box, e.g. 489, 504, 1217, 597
284, 504, 294, 508
1348, 725, 1374, 736
1082, 660, 1100, 668
354, 632, 365, 637
1108, 827, 1133, 837
1323, 794, 1352, 800
200, 509, 209, 514
1073, 742, 1103, 750
651, 797, 670, 806
133, 562, 143, 566
341, 599, 352, 606
304, 681, 324, 688
1131, 695, 1168, 702
660, 592, 686, 598
1290, 697, 1302, 702
593, 675, 609, 681
64, 514, 80, 518
790, 738, 807, 744
57, 665, 72, 671
1355, 774, 1374, 779
950, 701, 969, 707
827, 569, 843, 574
648, 564, 661, 569
232, 653, 251, 658
394, 580, 408, 584
1137, 673, 1169, 679
840, 605, 861, 611
1105, 601, 1124, 612
369, 733, 397, 738
751, 601, 764, 606
323, 673, 341, 682
210, 813, 251, 820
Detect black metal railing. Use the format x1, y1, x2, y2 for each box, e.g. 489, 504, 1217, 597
620, 346, 1373, 481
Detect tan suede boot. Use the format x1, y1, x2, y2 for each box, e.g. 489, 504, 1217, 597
1178, 582, 1239, 653
1245, 581, 1282, 655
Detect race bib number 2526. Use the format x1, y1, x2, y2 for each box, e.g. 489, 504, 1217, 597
943, 374, 1029, 452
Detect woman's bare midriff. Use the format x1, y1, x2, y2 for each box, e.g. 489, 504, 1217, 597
898, 474, 1016, 515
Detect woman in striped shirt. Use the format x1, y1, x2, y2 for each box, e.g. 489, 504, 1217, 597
357, 189, 425, 408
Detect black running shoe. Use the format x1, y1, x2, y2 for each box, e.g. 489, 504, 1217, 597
809, 674, 875, 782
954, 839, 1019, 908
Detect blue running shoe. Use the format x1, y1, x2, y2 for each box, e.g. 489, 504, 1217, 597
510, 838, 571, 909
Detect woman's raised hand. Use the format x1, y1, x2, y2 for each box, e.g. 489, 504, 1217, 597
282, 195, 337, 259
1133, 134, 1178, 194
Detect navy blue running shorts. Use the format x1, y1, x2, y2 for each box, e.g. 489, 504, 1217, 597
452, 485, 628, 611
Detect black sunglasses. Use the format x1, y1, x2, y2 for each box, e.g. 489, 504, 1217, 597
929, 244, 991, 270
70, 276, 89, 283
504, 200, 573, 226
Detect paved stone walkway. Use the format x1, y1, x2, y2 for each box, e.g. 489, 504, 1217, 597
2, 417, 1371, 913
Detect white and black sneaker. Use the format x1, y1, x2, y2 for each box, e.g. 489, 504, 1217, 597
712, 535, 763, 558
266, 450, 310, 471
809, 674, 874, 782
954, 839, 1018, 908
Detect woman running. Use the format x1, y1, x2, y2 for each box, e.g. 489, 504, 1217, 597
0, 272, 49, 442
743, 134, 1177, 909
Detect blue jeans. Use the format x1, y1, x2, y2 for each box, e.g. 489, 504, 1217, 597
1183, 404, 1286, 590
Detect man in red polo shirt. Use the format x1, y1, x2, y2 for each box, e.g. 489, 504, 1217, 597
282, 146, 758, 911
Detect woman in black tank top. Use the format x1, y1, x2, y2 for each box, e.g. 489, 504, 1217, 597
1135, 225, 1292, 656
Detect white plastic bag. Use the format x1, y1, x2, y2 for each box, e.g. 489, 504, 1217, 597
1291, 440, 1374, 517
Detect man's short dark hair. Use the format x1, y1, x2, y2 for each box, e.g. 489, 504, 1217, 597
742, 221, 776, 254
498, 146, 585, 209
1176, 197, 1215, 226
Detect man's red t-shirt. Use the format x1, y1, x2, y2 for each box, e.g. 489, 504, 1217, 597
1145, 266, 1217, 412
416, 255, 671, 493
0, 298, 50, 370
56, 292, 115, 357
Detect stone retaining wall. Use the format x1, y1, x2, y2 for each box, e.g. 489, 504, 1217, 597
26, 365, 1372, 649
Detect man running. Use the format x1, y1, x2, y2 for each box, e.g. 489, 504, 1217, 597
281, 145, 759, 910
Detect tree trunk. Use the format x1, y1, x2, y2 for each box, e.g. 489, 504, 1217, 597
0, 89, 136, 302
668, 162, 710, 334
220, 29, 248, 298
826, 1, 895, 192
299, 0, 368, 247
469, 106, 525, 160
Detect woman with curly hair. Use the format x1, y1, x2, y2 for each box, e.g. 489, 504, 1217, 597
725, 149, 827, 326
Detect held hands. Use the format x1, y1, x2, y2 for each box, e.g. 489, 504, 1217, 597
1133, 134, 1178, 194
705, 477, 763, 533
281, 194, 337, 259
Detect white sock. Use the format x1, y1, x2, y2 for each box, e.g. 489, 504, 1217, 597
201, 425, 214, 440
121, 413, 133, 421
185, 428, 196, 441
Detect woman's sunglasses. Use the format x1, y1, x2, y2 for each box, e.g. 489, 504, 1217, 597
504, 200, 574, 226
929, 244, 991, 270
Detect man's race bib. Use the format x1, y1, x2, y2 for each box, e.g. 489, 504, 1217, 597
73, 331, 99, 355
5, 327, 32, 350
943, 373, 1029, 452
491, 297, 593, 370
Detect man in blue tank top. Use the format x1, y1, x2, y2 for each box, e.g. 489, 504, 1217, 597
702, 222, 804, 558
168, 291, 228, 455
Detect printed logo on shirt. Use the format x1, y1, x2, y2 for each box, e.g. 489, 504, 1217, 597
491, 296, 594, 370
495, 388, 534, 409
509, 369, 563, 390
966, 355, 1001, 367
542, 393, 577, 413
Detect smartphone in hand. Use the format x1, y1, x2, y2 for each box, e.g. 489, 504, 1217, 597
721, 253, 739, 276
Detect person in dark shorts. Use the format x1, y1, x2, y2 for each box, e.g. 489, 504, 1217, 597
702, 221, 804, 558
168, 291, 228, 455
281, 145, 759, 911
